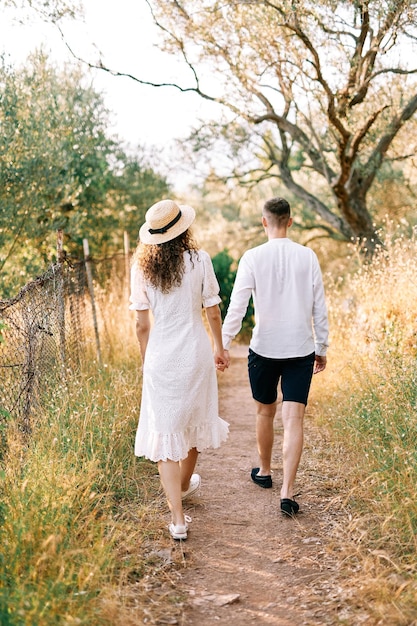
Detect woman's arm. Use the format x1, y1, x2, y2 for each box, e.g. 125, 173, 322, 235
205, 304, 229, 371
135, 310, 151, 363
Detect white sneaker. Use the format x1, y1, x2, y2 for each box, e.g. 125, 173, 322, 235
168, 515, 192, 540
181, 474, 201, 500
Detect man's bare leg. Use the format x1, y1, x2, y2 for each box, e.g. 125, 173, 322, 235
280, 400, 305, 500
255, 400, 277, 475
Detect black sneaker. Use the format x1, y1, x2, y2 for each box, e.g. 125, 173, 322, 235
251, 467, 272, 488
280, 498, 300, 516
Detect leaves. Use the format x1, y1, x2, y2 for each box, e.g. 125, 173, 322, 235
0, 53, 170, 294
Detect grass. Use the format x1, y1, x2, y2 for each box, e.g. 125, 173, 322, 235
0, 295, 185, 625
311, 226, 417, 623
2, 225, 417, 623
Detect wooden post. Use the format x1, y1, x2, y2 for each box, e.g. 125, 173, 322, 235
124, 230, 130, 298
56, 230, 66, 373
83, 238, 102, 365
56, 229, 65, 263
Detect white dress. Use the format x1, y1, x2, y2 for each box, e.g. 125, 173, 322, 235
129, 249, 229, 462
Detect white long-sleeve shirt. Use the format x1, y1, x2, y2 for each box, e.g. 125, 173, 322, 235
222, 238, 329, 358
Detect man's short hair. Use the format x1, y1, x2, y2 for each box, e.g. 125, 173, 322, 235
263, 197, 291, 226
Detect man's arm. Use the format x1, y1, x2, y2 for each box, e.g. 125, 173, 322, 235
312, 257, 329, 370
222, 256, 253, 351
314, 355, 327, 374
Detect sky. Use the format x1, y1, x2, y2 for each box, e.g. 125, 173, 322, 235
0, 0, 221, 186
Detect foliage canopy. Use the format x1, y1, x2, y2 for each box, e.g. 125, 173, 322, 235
0, 54, 169, 294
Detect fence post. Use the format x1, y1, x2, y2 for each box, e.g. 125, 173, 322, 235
83, 239, 102, 365
124, 230, 130, 298
56, 230, 66, 373
21, 307, 35, 436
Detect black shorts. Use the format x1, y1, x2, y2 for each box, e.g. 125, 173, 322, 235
248, 349, 315, 406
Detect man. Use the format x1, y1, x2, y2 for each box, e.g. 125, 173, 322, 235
222, 197, 329, 516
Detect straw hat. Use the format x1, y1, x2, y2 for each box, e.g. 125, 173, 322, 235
139, 199, 196, 245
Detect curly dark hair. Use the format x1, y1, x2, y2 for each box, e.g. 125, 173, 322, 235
133, 229, 199, 293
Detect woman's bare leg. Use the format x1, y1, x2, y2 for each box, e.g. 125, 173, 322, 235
158, 447, 199, 525
158, 459, 184, 526
179, 447, 199, 492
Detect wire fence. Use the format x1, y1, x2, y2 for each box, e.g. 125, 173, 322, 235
0, 245, 130, 437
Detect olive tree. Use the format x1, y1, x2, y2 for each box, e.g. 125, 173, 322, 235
0, 54, 169, 292
1, 0, 82, 20
82, 0, 417, 253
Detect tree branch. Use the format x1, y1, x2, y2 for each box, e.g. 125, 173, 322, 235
348, 0, 412, 108
260, 125, 352, 238
252, 102, 336, 181
362, 92, 417, 190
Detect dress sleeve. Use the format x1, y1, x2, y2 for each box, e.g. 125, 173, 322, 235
129, 261, 150, 311
201, 251, 222, 308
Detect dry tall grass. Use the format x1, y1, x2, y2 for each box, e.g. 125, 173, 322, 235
2, 229, 417, 624
311, 227, 417, 624
0, 284, 186, 625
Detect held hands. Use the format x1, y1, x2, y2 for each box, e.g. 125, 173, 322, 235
314, 355, 327, 374
214, 349, 230, 372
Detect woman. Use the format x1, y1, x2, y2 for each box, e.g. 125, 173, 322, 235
129, 199, 229, 540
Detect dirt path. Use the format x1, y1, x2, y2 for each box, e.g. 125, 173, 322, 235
169, 346, 367, 626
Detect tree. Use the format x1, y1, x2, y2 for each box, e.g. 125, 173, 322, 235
1, 0, 82, 21
108, 149, 170, 247
0, 53, 169, 294
79, 0, 417, 254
